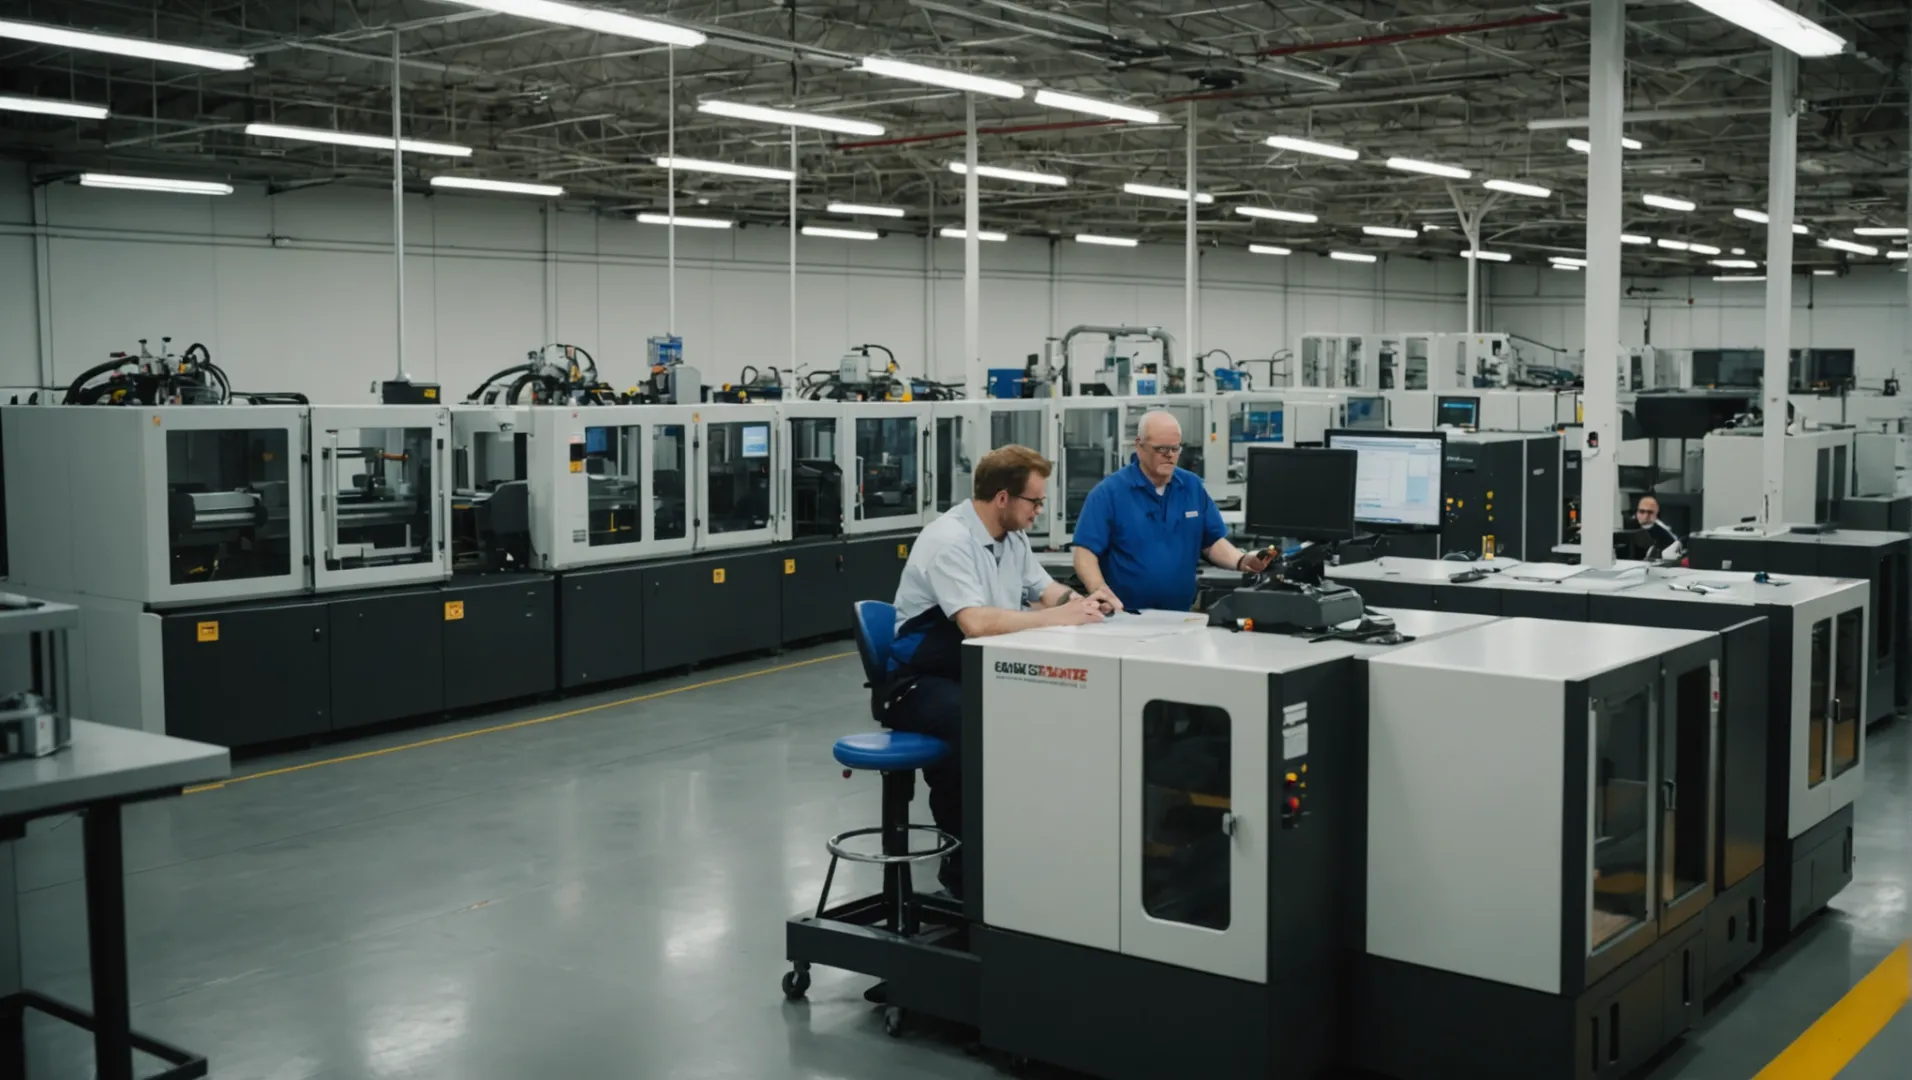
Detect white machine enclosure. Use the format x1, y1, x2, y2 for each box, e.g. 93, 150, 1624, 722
694, 404, 781, 551
928, 399, 1056, 528
841, 401, 931, 536
307, 405, 452, 592
525, 404, 694, 568
4, 404, 311, 607
1701, 427, 1855, 529
1365, 618, 1719, 996
778, 401, 851, 540
1209, 391, 1354, 505
1383, 389, 1436, 430
1045, 401, 1125, 548
1294, 333, 1398, 390
1476, 389, 1569, 433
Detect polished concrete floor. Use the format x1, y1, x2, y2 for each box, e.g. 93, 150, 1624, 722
13, 640, 1909, 1079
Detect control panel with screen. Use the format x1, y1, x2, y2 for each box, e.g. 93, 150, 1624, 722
1435, 395, 1479, 430
1344, 396, 1386, 430
741, 424, 771, 458
1326, 429, 1446, 532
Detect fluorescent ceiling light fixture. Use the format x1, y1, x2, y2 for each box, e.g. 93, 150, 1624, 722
1033, 89, 1159, 125
802, 225, 880, 241
78, 173, 232, 195
1234, 206, 1317, 224
430, 175, 563, 197
1889, 250, 1910, 260
434, 0, 703, 47
0, 18, 251, 70
636, 212, 732, 229
1567, 136, 1643, 153
1681, 0, 1844, 59
1711, 259, 1760, 268
1484, 178, 1552, 199
246, 122, 471, 157
1550, 256, 1588, 267
1422, 224, 1445, 231
829, 202, 906, 218
1855, 227, 1909, 237
1362, 225, 1419, 239
1330, 251, 1377, 264
1264, 134, 1359, 161
1248, 244, 1291, 256
1643, 193, 1696, 212
1553, 264, 1582, 272
1460, 249, 1513, 262
1123, 182, 1213, 204
0, 94, 108, 120
1714, 275, 1768, 282
1813, 269, 1836, 276
1733, 207, 1809, 234
947, 161, 1068, 187
1732, 247, 1747, 255
1074, 234, 1137, 248
1621, 234, 1652, 245
654, 155, 793, 181
939, 227, 1006, 242
1689, 244, 1722, 256
1819, 238, 1879, 256
859, 57, 1023, 99
696, 100, 882, 137
1656, 238, 1691, 251
1386, 157, 1471, 180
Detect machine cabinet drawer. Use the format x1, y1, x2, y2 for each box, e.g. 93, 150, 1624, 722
558, 565, 648, 689
641, 553, 779, 670
842, 535, 911, 611
780, 540, 849, 644
443, 577, 556, 710
1577, 963, 1665, 1080
162, 601, 331, 747
329, 590, 446, 731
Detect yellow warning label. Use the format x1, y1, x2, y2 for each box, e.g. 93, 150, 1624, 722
444, 601, 465, 621
896, 544, 909, 559
784, 559, 796, 575
423, 387, 438, 399
712, 568, 727, 584
196, 621, 218, 643
569, 461, 583, 473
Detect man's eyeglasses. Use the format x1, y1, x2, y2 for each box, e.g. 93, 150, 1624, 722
1138, 442, 1183, 457
1013, 493, 1047, 511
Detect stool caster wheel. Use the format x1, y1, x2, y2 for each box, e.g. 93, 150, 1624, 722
782, 965, 811, 1000
883, 1005, 905, 1037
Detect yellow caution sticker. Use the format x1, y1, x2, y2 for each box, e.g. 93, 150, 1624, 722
444, 601, 465, 621
784, 559, 796, 575
196, 621, 218, 643
569, 461, 583, 473
712, 568, 727, 584
896, 543, 909, 559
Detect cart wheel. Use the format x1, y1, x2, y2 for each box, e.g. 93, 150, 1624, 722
883, 1005, 905, 1037
781, 966, 811, 1000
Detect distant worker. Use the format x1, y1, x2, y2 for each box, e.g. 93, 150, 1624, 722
882, 445, 1117, 896
1072, 409, 1272, 612
1635, 494, 1683, 560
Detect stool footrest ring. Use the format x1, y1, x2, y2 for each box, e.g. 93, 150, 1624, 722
824, 824, 960, 866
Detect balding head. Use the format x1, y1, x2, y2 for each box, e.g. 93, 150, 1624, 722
1133, 409, 1184, 485
1137, 409, 1181, 445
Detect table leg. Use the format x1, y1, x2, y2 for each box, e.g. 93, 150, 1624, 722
82, 804, 132, 1080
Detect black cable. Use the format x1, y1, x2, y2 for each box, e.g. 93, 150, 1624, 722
63, 358, 132, 405
467, 363, 532, 403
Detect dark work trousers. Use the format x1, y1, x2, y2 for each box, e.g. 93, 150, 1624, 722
883, 675, 964, 841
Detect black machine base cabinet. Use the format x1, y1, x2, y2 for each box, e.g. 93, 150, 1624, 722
977, 926, 1338, 1080
1355, 918, 1706, 1080
1773, 806, 1855, 938
1704, 870, 1765, 1000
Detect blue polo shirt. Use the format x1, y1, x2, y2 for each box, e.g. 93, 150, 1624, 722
1072, 459, 1227, 613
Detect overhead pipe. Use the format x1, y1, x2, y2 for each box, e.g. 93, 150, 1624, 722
1259, 12, 1567, 57
1060, 325, 1178, 393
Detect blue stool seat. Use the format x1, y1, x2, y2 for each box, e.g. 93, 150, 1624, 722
833, 731, 949, 772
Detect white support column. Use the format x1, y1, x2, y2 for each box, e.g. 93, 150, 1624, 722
543, 205, 558, 345
1761, 47, 1800, 528
667, 45, 676, 336
1465, 219, 1480, 336
964, 95, 981, 398
789, 128, 798, 375
31, 183, 53, 393
391, 29, 408, 381
1183, 99, 1198, 393
1905, 17, 1910, 389
1579, 0, 1625, 569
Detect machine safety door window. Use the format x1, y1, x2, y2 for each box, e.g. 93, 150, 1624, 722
166, 428, 294, 584
1808, 619, 1830, 788
1591, 688, 1652, 955
582, 425, 643, 548
705, 422, 772, 535
653, 425, 687, 542
854, 418, 919, 522
1832, 610, 1862, 779
1139, 700, 1232, 932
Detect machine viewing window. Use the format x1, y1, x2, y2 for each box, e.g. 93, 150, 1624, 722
316, 424, 438, 569
989, 409, 1043, 451
854, 417, 918, 521
1592, 688, 1652, 953
935, 416, 971, 512
165, 428, 293, 584
1664, 667, 1713, 911
652, 425, 687, 542
1833, 610, 1862, 779
1244, 446, 1357, 542
1140, 700, 1231, 932
1435, 395, 1480, 430
1228, 401, 1283, 482
1808, 620, 1830, 788
1325, 429, 1446, 532
1062, 407, 1119, 530
706, 421, 771, 535
580, 425, 643, 548
1344, 397, 1385, 430
790, 417, 844, 537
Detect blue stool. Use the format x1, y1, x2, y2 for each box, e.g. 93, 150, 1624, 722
781, 602, 962, 1024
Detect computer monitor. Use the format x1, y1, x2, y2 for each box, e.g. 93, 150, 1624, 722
1344, 396, 1386, 430
1435, 395, 1479, 430
1325, 428, 1447, 533
1244, 446, 1358, 542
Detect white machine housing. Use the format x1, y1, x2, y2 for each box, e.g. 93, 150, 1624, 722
307, 404, 452, 592
1700, 427, 1856, 529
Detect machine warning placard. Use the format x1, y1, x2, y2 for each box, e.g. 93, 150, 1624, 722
444, 601, 465, 621
784, 559, 796, 575
1282, 702, 1309, 760
196, 621, 218, 643
712, 568, 726, 584
896, 543, 909, 559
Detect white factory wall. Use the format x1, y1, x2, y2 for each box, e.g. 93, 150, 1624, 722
1486, 263, 1912, 387
0, 161, 1469, 402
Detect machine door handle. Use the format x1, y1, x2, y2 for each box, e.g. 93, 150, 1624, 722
1220, 812, 1239, 838
1662, 779, 1677, 812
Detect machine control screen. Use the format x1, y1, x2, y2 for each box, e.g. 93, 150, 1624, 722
1329, 433, 1444, 529
741, 424, 770, 458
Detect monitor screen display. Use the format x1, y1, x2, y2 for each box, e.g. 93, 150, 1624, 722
584, 427, 612, 456
741, 424, 770, 458
1244, 446, 1358, 542
1326, 430, 1446, 531
1344, 396, 1385, 430
1436, 395, 1479, 429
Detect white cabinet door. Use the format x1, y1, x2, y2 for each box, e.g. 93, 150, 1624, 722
1118, 660, 1268, 983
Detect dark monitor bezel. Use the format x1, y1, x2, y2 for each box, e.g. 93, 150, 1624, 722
1243, 445, 1359, 543
1435, 394, 1481, 430
1325, 427, 1448, 535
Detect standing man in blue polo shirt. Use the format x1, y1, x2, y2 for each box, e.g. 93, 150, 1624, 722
1072, 409, 1271, 611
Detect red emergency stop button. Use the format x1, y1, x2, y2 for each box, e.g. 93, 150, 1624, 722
1286, 796, 1301, 813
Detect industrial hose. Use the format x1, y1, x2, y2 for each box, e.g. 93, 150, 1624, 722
466, 363, 533, 403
